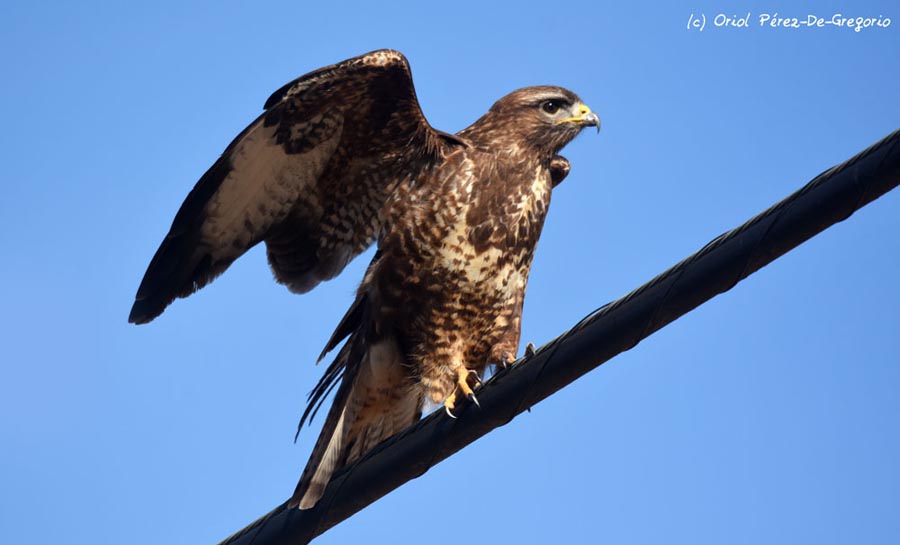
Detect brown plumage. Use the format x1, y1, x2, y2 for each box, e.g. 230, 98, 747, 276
128, 49, 599, 509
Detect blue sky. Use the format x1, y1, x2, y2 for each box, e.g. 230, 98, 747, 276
2, 1, 898, 543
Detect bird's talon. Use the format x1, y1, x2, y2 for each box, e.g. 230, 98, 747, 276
525, 342, 536, 358
442, 366, 481, 416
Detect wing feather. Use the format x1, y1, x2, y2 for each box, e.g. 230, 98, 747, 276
129, 49, 462, 324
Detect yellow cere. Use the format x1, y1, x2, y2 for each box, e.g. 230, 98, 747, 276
556, 103, 594, 124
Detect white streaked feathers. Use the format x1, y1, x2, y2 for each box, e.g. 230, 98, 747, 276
201, 119, 342, 262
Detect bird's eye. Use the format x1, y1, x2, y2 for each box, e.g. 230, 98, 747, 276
541, 100, 560, 114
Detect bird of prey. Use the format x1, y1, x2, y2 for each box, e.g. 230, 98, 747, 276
128, 49, 599, 509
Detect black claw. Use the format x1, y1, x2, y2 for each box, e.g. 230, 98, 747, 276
525, 342, 536, 358
467, 370, 483, 386
467, 392, 481, 409
445, 406, 457, 419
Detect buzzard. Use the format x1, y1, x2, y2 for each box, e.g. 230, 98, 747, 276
129, 49, 599, 509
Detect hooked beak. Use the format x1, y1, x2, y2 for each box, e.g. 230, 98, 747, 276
556, 103, 601, 133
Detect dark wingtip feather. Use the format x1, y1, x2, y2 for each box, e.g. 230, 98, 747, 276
128, 153, 235, 325
128, 298, 164, 325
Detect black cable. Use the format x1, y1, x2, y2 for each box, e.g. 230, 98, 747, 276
218, 128, 900, 545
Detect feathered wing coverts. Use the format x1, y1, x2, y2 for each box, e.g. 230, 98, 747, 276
129, 50, 454, 325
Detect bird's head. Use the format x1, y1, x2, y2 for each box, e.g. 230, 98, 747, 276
463, 86, 600, 155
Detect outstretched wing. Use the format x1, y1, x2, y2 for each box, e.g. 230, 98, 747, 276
129, 49, 462, 324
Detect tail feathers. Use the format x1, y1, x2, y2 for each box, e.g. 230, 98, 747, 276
293, 404, 353, 509
289, 336, 421, 510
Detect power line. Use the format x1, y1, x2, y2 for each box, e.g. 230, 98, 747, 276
219, 128, 900, 545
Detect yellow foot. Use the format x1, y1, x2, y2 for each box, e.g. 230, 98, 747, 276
443, 367, 483, 418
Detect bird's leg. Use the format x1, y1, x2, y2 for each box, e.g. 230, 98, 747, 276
443, 367, 482, 418
496, 343, 535, 369
489, 323, 521, 371
498, 355, 511, 369
492, 346, 517, 370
